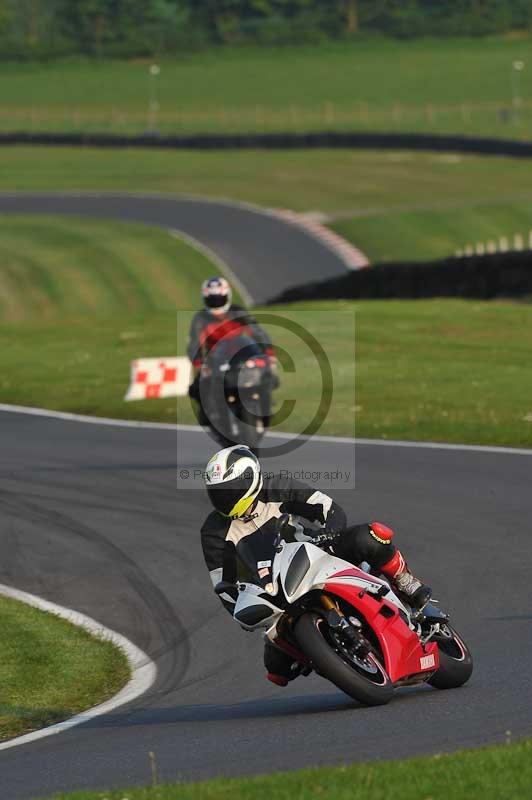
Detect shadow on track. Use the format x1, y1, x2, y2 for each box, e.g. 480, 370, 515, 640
87, 692, 357, 728
85, 681, 433, 731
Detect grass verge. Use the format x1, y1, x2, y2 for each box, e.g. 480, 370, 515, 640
46, 738, 532, 799
0, 215, 227, 322
0, 594, 130, 742
3, 38, 532, 139
3, 146, 532, 263
331, 200, 532, 262
2, 148, 532, 217
1, 299, 531, 447
0, 211, 530, 447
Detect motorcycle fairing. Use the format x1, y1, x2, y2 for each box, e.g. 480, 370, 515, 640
233, 582, 283, 631
275, 544, 440, 683
324, 569, 440, 683
276, 541, 362, 603
233, 540, 439, 684
232, 541, 357, 631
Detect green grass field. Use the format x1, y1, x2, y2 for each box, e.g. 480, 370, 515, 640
0, 594, 129, 741
1, 215, 531, 447
2, 146, 532, 263
2, 38, 532, 138
46, 738, 532, 800
2, 148, 532, 217
331, 200, 532, 262
0, 214, 228, 322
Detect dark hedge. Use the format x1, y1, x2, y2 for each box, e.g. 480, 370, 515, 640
3, 130, 532, 157
269, 251, 532, 304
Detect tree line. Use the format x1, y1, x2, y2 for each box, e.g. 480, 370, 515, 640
1, 1, 531, 59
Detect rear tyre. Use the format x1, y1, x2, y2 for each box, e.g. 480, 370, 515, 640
428, 625, 473, 690
294, 612, 393, 706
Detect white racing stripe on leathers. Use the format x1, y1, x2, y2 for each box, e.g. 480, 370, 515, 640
306, 490, 333, 520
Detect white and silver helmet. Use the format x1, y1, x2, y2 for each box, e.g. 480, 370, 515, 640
201, 276, 232, 316
204, 445, 262, 518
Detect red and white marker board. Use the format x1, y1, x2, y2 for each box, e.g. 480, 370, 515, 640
125, 357, 191, 401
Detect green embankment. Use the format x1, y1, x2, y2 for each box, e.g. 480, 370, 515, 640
0, 216, 530, 446
2, 38, 532, 138
0, 215, 225, 322
47, 739, 532, 800
2, 148, 532, 216
0, 214, 233, 425
331, 201, 532, 262
0, 594, 130, 742
3, 146, 532, 261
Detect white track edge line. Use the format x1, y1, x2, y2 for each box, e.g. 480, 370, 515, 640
0, 583, 157, 752
0, 403, 530, 456
0, 402, 202, 431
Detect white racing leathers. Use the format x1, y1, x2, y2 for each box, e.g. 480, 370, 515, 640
201, 476, 348, 607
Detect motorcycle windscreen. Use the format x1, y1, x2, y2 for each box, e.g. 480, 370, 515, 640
205, 335, 261, 371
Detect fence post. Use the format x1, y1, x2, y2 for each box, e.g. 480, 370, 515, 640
393, 103, 402, 127
324, 101, 335, 126
461, 103, 471, 126
290, 106, 299, 129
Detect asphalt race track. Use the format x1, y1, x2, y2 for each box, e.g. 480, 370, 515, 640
0, 192, 351, 305
1, 410, 531, 799
0, 193, 531, 798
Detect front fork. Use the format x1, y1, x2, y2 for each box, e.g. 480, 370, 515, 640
267, 592, 370, 666
320, 593, 370, 656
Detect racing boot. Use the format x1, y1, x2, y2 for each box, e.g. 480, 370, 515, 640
393, 570, 432, 610
264, 640, 304, 687
381, 549, 432, 611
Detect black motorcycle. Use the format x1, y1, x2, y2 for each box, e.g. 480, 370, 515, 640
198, 334, 273, 451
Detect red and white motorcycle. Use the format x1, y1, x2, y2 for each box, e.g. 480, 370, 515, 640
224, 516, 473, 706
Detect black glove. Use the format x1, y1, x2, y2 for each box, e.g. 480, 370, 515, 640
214, 581, 239, 603
323, 502, 347, 536
310, 531, 337, 548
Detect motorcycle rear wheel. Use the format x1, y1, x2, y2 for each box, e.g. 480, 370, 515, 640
295, 612, 393, 706
428, 625, 473, 690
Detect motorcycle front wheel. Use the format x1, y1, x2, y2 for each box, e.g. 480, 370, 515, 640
294, 612, 393, 706
428, 625, 473, 690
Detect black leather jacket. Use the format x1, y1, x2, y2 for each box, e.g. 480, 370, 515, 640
187, 305, 272, 367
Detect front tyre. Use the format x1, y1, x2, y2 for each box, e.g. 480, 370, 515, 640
238, 405, 263, 451
294, 612, 393, 706
429, 625, 473, 690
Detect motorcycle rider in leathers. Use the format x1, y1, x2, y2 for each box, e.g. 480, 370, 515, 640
187, 276, 277, 426
201, 445, 432, 686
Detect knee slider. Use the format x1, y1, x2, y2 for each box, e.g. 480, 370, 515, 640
369, 522, 395, 543
352, 523, 396, 570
